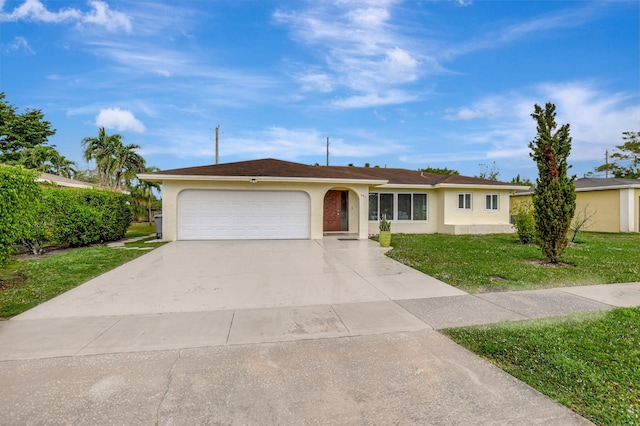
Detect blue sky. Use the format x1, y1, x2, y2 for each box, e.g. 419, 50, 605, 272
1, 0, 638, 181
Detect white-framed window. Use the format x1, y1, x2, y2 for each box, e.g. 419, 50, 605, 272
485, 194, 499, 210
368, 193, 379, 221
369, 193, 428, 221
458, 193, 472, 210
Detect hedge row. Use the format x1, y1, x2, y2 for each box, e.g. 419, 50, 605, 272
0, 166, 40, 263
0, 165, 132, 263
23, 186, 132, 254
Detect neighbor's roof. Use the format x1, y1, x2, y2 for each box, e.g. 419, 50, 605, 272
139, 158, 523, 188
37, 173, 129, 193
574, 177, 640, 190
513, 177, 640, 195
38, 173, 97, 189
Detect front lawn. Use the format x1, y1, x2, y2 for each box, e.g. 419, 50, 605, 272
385, 232, 640, 293
444, 308, 640, 426
125, 221, 156, 238
0, 247, 153, 319
0, 223, 164, 319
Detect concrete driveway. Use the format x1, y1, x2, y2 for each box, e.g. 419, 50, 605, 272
0, 239, 594, 424
17, 238, 464, 319
5, 238, 465, 358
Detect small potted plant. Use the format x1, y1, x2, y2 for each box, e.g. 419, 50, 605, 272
379, 215, 391, 247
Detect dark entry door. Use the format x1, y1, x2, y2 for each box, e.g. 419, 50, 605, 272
323, 190, 344, 232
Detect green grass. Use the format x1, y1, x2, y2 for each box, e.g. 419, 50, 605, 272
124, 236, 166, 249
125, 221, 156, 238
444, 308, 640, 426
385, 232, 640, 293
0, 247, 152, 319
0, 223, 164, 319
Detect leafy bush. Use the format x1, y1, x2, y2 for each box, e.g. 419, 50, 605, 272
49, 189, 103, 247
21, 185, 57, 255
78, 190, 132, 242
511, 200, 536, 244
21, 187, 133, 251
0, 165, 40, 263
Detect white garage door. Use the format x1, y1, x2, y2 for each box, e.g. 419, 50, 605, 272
178, 190, 310, 240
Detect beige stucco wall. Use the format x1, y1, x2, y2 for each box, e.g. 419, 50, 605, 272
161, 180, 370, 241
367, 188, 514, 235
441, 189, 513, 233
160, 179, 520, 240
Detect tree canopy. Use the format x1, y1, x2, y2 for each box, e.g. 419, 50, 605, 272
510, 174, 533, 186
419, 166, 459, 175
475, 161, 500, 181
0, 92, 56, 163
594, 131, 640, 178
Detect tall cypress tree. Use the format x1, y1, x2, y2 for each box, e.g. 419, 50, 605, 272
529, 103, 576, 263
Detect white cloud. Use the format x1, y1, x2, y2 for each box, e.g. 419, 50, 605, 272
537, 82, 640, 161
83, 1, 132, 33
332, 90, 417, 109
274, 1, 427, 108
443, 96, 508, 120
1, 0, 132, 33
437, 81, 640, 167
95, 108, 146, 133
297, 72, 334, 93
1, 0, 81, 23
3, 36, 34, 53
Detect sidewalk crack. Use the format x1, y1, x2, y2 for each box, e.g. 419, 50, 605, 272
155, 349, 181, 426
226, 311, 236, 344
75, 317, 123, 355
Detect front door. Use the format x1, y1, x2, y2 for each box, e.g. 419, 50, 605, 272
323, 190, 346, 232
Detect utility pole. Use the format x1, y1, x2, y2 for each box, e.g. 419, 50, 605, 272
605, 150, 609, 178
326, 136, 329, 166
215, 126, 220, 165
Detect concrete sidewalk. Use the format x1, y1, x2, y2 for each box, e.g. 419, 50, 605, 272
1, 282, 638, 361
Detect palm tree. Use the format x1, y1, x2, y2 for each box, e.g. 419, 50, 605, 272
82, 127, 146, 190
20, 145, 58, 173
49, 151, 77, 178
112, 142, 146, 190
82, 127, 120, 187
139, 166, 160, 222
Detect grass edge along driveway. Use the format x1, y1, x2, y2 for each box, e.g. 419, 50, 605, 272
0, 223, 163, 319
385, 232, 640, 293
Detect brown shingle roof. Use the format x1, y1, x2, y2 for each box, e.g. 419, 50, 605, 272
148, 158, 515, 187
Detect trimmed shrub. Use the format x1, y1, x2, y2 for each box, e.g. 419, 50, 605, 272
47, 189, 102, 247
511, 200, 536, 244
75, 190, 132, 242
21, 185, 57, 255
22, 187, 133, 251
0, 165, 40, 263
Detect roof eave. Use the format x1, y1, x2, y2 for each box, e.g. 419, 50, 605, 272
374, 183, 436, 189
435, 183, 530, 190
137, 173, 388, 185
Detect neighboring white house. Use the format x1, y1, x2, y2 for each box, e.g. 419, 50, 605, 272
139, 158, 527, 241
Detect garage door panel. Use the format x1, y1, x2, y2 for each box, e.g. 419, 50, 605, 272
178, 190, 310, 240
